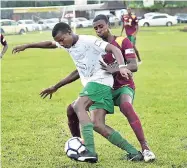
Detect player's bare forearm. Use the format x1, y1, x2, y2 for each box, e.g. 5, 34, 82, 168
12, 41, 57, 54
108, 59, 137, 73
105, 44, 125, 65
25, 41, 57, 49
126, 58, 138, 72
53, 70, 80, 90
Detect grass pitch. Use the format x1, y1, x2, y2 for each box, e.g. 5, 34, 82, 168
1, 25, 187, 168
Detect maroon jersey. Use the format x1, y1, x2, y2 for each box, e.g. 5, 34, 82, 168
1, 34, 7, 46
123, 14, 138, 36
102, 36, 136, 90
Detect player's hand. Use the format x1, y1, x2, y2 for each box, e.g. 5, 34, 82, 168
100, 61, 118, 74
0, 53, 3, 59
119, 67, 132, 80
40, 86, 57, 99
12, 45, 27, 54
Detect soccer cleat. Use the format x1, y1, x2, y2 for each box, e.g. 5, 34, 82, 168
126, 151, 144, 161
142, 149, 156, 162
78, 150, 98, 163
70, 150, 98, 163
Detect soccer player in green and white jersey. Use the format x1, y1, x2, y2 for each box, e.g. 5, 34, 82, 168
12, 22, 143, 163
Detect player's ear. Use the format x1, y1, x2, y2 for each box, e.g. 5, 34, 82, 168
68, 29, 72, 35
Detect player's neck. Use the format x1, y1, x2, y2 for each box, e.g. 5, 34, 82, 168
106, 34, 115, 43
72, 34, 79, 46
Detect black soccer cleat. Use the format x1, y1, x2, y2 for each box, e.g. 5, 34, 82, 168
126, 151, 144, 161
69, 150, 98, 163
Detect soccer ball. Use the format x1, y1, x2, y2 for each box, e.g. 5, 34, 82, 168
64, 137, 86, 158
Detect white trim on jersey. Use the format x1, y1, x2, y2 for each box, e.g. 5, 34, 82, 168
125, 48, 135, 54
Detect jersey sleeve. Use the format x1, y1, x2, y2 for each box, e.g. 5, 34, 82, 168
54, 41, 61, 48
87, 36, 109, 54
54, 41, 66, 49
121, 38, 136, 59
132, 14, 138, 25
1, 34, 7, 46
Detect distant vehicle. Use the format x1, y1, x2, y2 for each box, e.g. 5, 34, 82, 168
108, 14, 120, 26
38, 19, 59, 30
175, 13, 187, 23
0, 19, 26, 35
138, 13, 177, 27
71, 17, 92, 28
143, 12, 162, 18
17, 20, 39, 32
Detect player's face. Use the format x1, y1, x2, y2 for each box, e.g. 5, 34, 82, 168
54, 31, 73, 48
93, 20, 109, 39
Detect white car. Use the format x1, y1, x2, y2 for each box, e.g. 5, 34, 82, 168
71, 17, 92, 28
0, 19, 26, 35
38, 19, 59, 30
139, 13, 178, 27
108, 14, 120, 26
17, 20, 39, 32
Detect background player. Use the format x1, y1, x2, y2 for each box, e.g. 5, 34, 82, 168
121, 7, 142, 63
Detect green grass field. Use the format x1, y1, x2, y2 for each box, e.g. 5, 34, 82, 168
1, 25, 187, 168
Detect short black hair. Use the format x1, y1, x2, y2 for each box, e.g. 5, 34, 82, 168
52, 22, 71, 37
93, 14, 109, 24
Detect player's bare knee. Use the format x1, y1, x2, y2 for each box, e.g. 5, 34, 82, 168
72, 97, 92, 113
91, 119, 103, 133
120, 94, 132, 104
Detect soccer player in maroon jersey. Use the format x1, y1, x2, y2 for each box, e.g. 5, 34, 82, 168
121, 7, 142, 63
0, 34, 8, 59
38, 14, 155, 162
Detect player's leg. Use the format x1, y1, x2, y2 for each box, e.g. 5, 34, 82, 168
90, 108, 143, 161
73, 97, 95, 152
128, 35, 141, 63
67, 103, 81, 137
70, 82, 113, 162
133, 45, 141, 63
72, 96, 97, 162
114, 86, 155, 162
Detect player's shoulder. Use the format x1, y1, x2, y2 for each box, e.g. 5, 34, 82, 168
115, 36, 128, 47
79, 35, 97, 40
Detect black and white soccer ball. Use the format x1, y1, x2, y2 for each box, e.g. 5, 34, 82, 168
64, 137, 86, 157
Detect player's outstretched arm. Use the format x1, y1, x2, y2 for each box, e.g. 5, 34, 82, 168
12, 41, 57, 54
99, 61, 132, 78
105, 44, 131, 79
126, 58, 137, 72
40, 69, 80, 99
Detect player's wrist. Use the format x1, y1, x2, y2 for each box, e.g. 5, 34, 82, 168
53, 85, 59, 91
24, 44, 29, 49
119, 64, 127, 69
